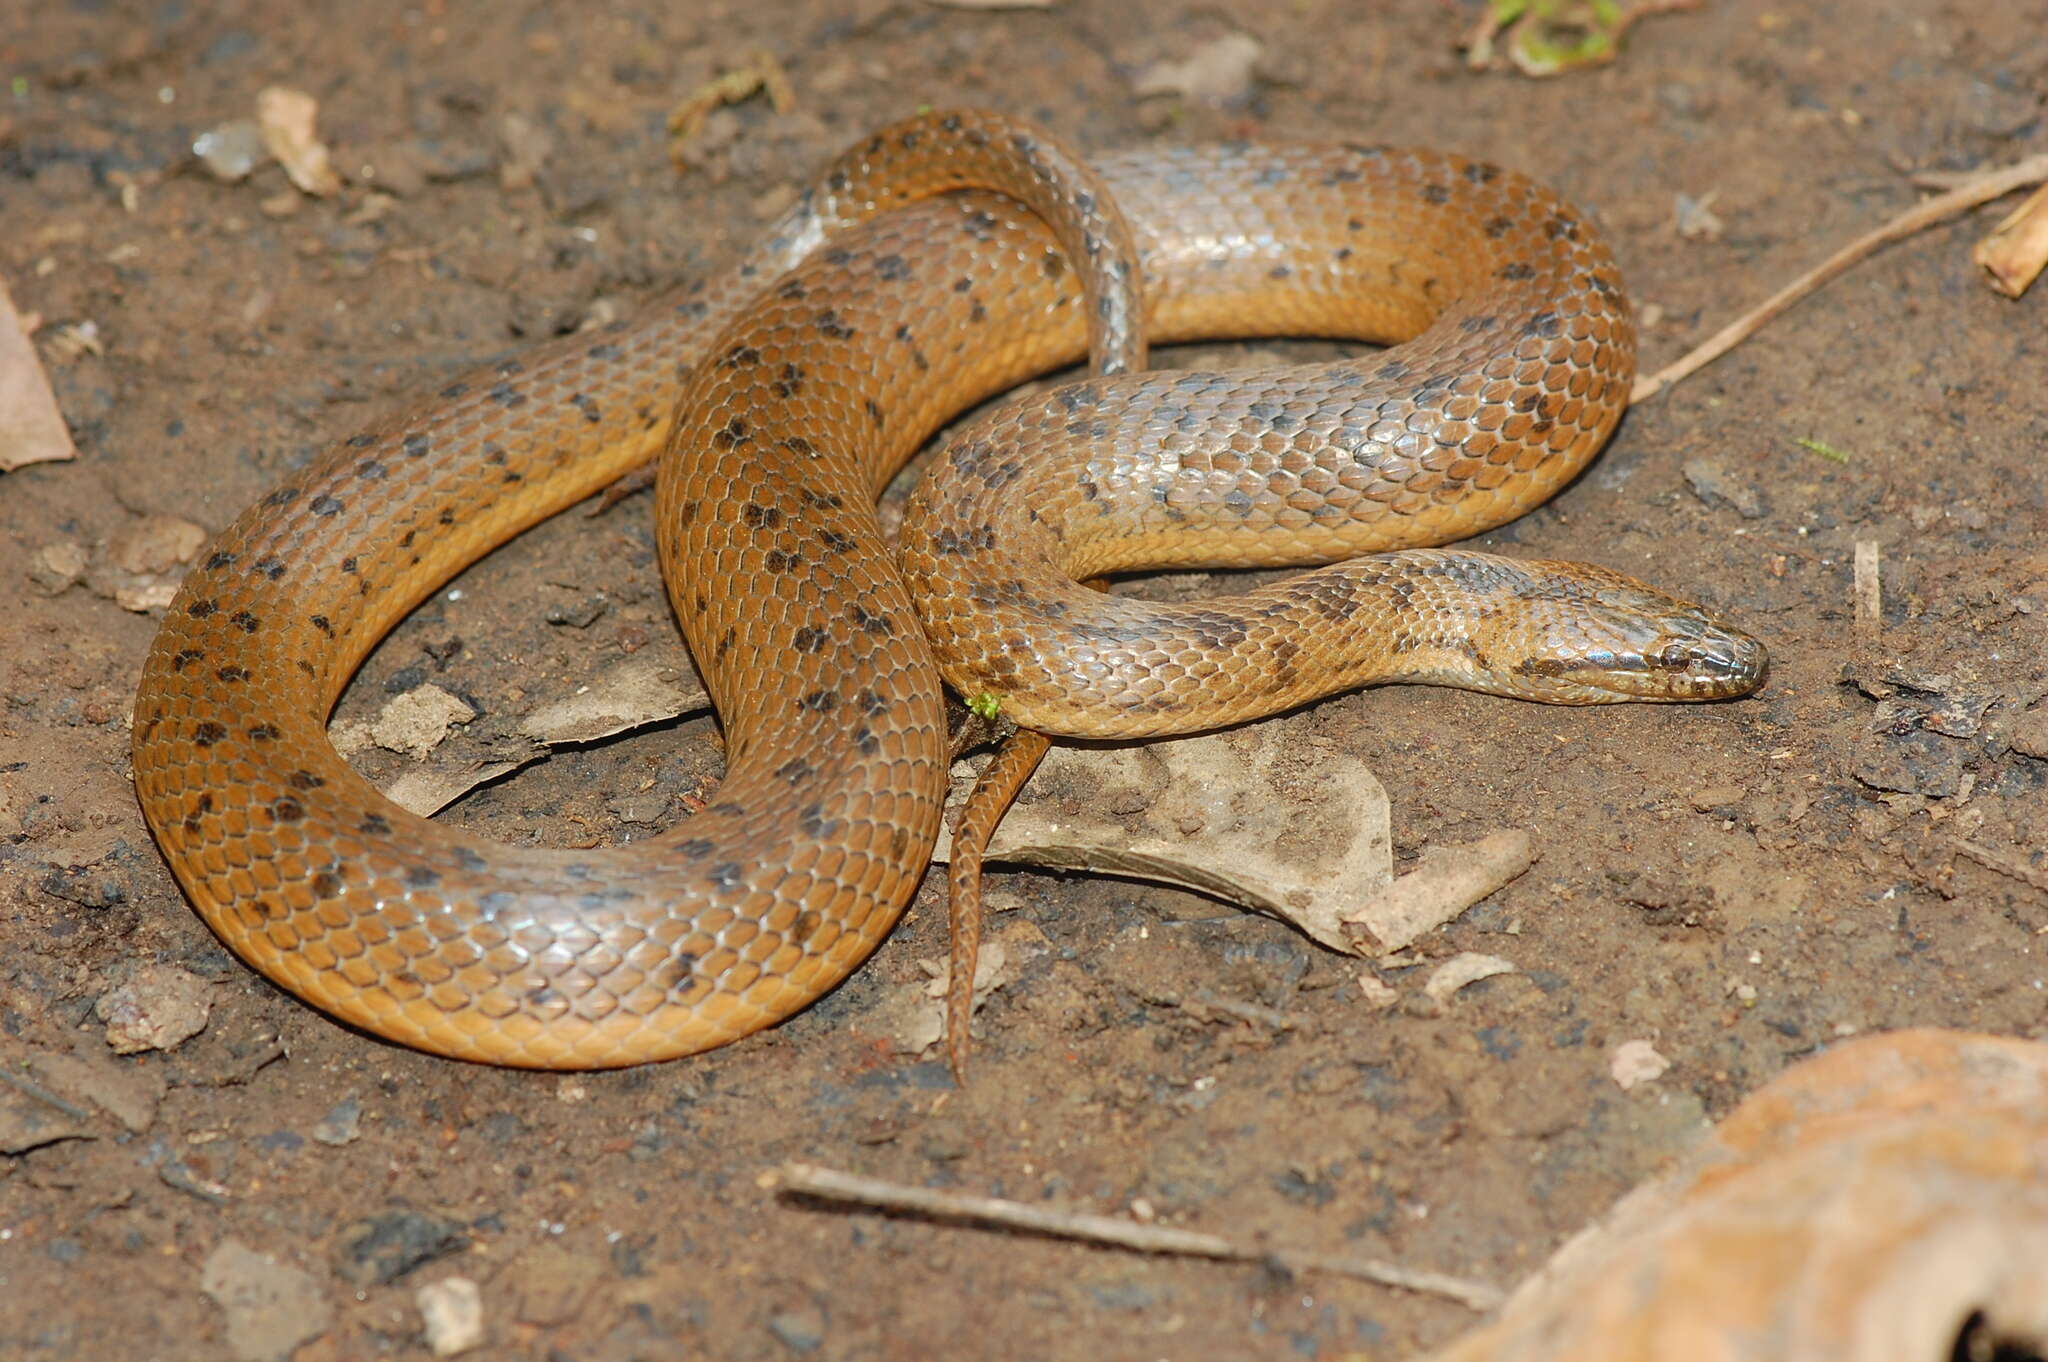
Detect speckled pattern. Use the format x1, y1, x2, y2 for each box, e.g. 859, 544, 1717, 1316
901, 144, 1764, 733
132, 114, 1762, 1069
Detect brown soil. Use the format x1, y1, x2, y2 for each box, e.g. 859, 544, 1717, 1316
4, 1, 2046, 1359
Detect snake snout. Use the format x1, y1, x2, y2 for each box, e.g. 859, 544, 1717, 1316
1654, 619, 1769, 700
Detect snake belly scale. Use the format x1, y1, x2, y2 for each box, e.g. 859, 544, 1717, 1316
132, 114, 1763, 1068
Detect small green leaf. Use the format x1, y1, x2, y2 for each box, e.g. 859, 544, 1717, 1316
1795, 437, 1852, 464
967, 692, 1002, 720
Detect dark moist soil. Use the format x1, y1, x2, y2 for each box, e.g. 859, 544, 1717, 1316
4, 1, 2047, 1359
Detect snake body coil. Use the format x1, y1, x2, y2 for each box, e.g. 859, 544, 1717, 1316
133, 113, 1762, 1067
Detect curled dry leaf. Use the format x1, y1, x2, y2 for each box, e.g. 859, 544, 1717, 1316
1346, 830, 1535, 954
1974, 180, 2048, 297
1424, 1029, 2048, 1362
1423, 952, 1518, 1003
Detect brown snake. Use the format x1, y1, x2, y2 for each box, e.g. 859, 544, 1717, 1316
133, 111, 1764, 1068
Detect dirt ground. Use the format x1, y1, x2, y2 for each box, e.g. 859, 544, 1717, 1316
4, 0, 2047, 1358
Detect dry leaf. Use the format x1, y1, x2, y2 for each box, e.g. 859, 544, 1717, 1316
1426, 1029, 2048, 1362
0, 276, 77, 470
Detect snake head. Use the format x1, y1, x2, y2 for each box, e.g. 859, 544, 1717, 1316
1493, 561, 1769, 703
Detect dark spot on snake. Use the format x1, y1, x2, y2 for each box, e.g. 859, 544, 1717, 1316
496, 359, 524, 377
1461, 315, 1499, 333
270, 797, 303, 823
773, 363, 804, 397
255, 557, 286, 579
847, 603, 892, 635
815, 309, 855, 340
265, 485, 299, 507
310, 615, 333, 637
676, 837, 714, 860
709, 801, 747, 819
1524, 311, 1563, 338
798, 488, 844, 509
777, 278, 807, 301
680, 299, 711, 318
853, 725, 879, 755
215, 665, 247, 683
1497, 261, 1536, 282
940, 112, 961, 132
192, 721, 227, 746
310, 494, 344, 517
1376, 360, 1411, 381
247, 723, 279, 742
587, 342, 621, 360
952, 276, 972, 295
854, 686, 887, 717
285, 769, 323, 792
822, 247, 853, 266
359, 812, 391, 836
970, 301, 988, 324
775, 757, 813, 784
573, 394, 602, 423
707, 862, 743, 892
873, 253, 911, 281
1268, 264, 1293, 280
400, 530, 416, 548
438, 509, 456, 526
230, 610, 260, 633
1079, 479, 1100, 501
1545, 214, 1581, 241
981, 459, 1022, 489
816, 528, 854, 554
741, 500, 781, 529
793, 625, 829, 653
205, 550, 237, 570
723, 344, 760, 367
297, 660, 314, 676
188, 598, 218, 618
478, 891, 518, 917
340, 555, 358, 574
440, 381, 469, 399
406, 866, 441, 888
865, 398, 886, 428
487, 382, 526, 408
1464, 162, 1500, 184
346, 434, 376, 449
1420, 183, 1451, 206
312, 870, 344, 899
715, 417, 752, 450
799, 689, 838, 714
783, 436, 816, 458
677, 499, 699, 527
714, 626, 736, 661
171, 648, 204, 671
827, 169, 850, 193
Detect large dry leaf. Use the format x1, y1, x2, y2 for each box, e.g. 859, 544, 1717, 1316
1427, 1028, 2048, 1362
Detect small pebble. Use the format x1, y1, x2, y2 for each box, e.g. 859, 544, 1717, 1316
417, 1277, 484, 1357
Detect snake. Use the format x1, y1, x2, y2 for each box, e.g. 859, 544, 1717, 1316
132, 110, 1765, 1068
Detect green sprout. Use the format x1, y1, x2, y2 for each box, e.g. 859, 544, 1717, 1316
1795, 437, 1852, 465
967, 691, 1002, 721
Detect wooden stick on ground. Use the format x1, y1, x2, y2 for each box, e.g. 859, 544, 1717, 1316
1632, 152, 2048, 404
772, 1161, 1506, 1312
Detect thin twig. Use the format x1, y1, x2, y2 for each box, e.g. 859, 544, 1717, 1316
773, 1161, 1505, 1312
1632, 152, 2048, 403
0, 1065, 92, 1121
